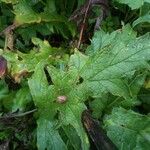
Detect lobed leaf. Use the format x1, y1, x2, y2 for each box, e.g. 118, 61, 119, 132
73, 32, 150, 98
28, 25, 150, 149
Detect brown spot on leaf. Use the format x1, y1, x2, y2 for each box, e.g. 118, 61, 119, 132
13, 70, 28, 83
56, 96, 67, 104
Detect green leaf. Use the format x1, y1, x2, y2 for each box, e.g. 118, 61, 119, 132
68, 26, 150, 101
77, 0, 86, 7
28, 59, 90, 149
115, 0, 150, 9
0, 38, 54, 82
0, 131, 9, 140
12, 86, 32, 112
37, 118, 67, 150
86, 25, 137, 55
45, 66, 90, 149
89, 73, 145, 118
104, 107, 150, 150
80, 32, 150, 98
62, 125, 81, 150
44, 0, 56, 13
145, 0, 150, 3
40, 12, 76, 38
1, 91, 16, 110
0, 0, 18, 4
140, 2, 150, 16
28, 25, 150, 150
129, 73, 146, 98
69, 27, 150, 118
14, 0, 41, 24
69, 49, 89, 73
28, 61, 57, 119
0, 80, 8, 100
12, 0, 76, 36
133, 12, 150, 27
89, 94, 109, 118
16, 25, 37, 46
60, 103, 89, 150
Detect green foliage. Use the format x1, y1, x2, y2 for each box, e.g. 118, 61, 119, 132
133, 11, 150, 27
0, 0, 18, 4
114, 0, 150, 9
28, 61, 89, 149
104, 107, 150, 149
37, 118, 67, 150
0, 0, 150, 149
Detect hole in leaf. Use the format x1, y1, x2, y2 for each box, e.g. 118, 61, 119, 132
18, 56, 23, 61
44, 67, 53, 85
77, 76, 84, 85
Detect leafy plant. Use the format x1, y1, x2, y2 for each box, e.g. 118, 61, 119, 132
0, 0, 150, 149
